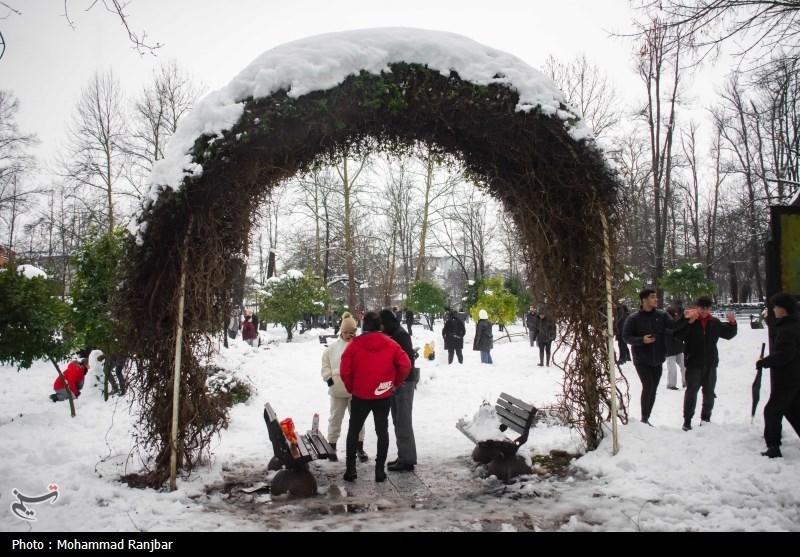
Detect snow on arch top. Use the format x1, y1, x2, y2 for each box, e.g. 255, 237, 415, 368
134, 27, 590, 238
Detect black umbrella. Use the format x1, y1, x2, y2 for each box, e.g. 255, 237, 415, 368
751, 342, 766, 423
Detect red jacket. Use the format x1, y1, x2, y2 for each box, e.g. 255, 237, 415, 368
340, 332, 411, 400
53, 360, 87, 397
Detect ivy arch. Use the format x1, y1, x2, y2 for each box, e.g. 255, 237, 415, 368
117, 29, 627, 488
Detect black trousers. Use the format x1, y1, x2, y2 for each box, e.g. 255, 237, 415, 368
634, 362, 663, 421
538, 342, 552, 365
683, 366, 717, 422
764, 384, 800, 447
617, 338, 631, 363
447, 347, 463, 364
346, 396, 391, 465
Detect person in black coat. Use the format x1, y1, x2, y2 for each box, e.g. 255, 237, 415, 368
623, 288, 688, 425
404, 309, 414, 335
675, 296, 737, 430
525, 305, 540, 348
615, 303, 631, 364
756, 292, 800, 458
379, 309, 418, 472
442, 310, 467, 364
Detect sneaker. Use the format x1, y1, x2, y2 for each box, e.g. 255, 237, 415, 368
49, 394, 59, 402
537, 363, 544, 367
667, 386, 679, 390
761, 446, 782, 458
682, 423, 692, 431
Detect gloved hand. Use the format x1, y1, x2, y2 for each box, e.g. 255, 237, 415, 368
756, 360, 764, 371
326, 378, 334, 387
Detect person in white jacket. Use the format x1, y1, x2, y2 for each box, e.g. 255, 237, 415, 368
321, 312, 367, 462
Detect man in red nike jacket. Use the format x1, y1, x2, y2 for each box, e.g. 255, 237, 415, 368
340, 311, 411, 483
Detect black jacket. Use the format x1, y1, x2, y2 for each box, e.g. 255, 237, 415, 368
622, 308, 686, 366
442, 315, 466, 350
384, 319, 418, 383
761, 313, 800, 390
675, 316, 737, 368
473, 319, 493, 351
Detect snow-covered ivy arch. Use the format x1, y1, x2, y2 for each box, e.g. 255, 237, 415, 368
118, 28, 625, 488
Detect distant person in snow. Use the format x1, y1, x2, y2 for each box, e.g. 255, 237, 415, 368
51, 358, 89, 401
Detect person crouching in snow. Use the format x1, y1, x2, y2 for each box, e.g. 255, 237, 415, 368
51, 358, 88, 401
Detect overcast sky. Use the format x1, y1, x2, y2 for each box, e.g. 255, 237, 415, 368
1, 1, 644, 163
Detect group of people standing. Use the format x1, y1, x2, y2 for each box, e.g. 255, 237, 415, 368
621, 287, 800, 458
320, 309, 418, 483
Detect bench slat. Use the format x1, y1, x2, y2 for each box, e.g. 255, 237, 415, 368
456, 418, 479, 444
499, 392, 535, 413
495, 405, 529, 434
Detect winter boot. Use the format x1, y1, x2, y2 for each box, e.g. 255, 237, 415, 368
343, 458, 357, 482
761, 445, 782, 458
375, 461, 387, 483
328, 442, 338, 462
357, 441, 369, 463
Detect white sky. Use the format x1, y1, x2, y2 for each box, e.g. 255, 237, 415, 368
2, 0, 644, 169
2, 315, 798, 532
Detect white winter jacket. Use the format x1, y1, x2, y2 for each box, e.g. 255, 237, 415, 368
321, 337, 352, 398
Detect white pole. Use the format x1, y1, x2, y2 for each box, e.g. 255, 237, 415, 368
601, 209, 620, 455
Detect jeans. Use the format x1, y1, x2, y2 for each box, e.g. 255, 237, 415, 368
480, 350, 493, 364
538, 342, 552, 366
389, 380, 417, 465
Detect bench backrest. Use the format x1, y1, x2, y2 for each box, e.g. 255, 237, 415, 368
495, 392, 537, 447
264, 403, 294, 464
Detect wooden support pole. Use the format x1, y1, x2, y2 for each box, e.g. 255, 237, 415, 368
600, 208, 620, 455
170, 218, 192, 491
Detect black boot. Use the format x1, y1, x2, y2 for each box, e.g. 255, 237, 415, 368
761, 445, 782, 458
343, 458, 357, 482
328, 442, 338, 462
375, 461, 387, 483
357, 441, 369, 463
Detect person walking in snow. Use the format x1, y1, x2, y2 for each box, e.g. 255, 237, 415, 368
321, 311, 367, 463
473, 309, 494, 364
241, 314, 258, 346
756, 292, 800, 458
664, 306, 686, 390
340, 311, 411, 483
623, 288, 688, 425
676, 296, 737, 431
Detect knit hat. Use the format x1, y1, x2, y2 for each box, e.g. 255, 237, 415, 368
478, 309, 488, 320
340, 312, 358, 334
771, 292, 798, 315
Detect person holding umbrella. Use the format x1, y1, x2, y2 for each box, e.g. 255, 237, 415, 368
676, 296, 737, 431
756, 292, 800, 458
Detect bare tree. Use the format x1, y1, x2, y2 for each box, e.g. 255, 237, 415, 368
0, 90, 39, 249
542, 54, 625, 140
0, 0, 162, 60
129, 59, 204, 193
635, 18, 687, 298
632, 1, 800, 63
54, 69, 132, 235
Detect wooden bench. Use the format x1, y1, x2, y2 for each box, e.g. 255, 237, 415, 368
263, 402, 335, 496
456, 392, 538, 483
319, 334, 338, 345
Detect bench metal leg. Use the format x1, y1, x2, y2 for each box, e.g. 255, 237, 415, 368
270, 468, 318, 497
